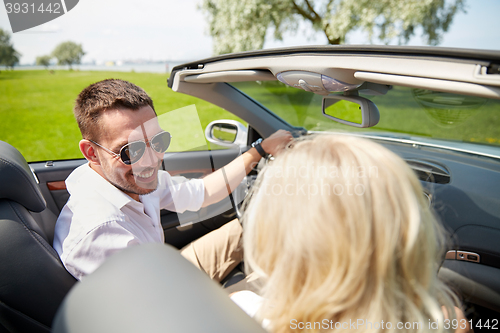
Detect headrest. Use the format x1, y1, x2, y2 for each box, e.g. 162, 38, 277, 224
0, 141, 46, 212
53, 243, 267, 333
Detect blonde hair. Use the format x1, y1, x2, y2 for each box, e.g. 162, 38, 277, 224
243, 134, 459, 333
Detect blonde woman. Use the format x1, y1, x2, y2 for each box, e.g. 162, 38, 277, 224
232, 134, 471, 333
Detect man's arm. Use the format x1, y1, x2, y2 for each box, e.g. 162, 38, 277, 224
201, 130, 292, 207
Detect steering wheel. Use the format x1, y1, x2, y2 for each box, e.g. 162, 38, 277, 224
232, 174, 257, 220
232, 156, 271, 220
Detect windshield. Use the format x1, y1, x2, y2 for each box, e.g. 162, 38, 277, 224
232, 81, 500, 151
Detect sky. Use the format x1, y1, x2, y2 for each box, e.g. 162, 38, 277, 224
1, 0, 499, 65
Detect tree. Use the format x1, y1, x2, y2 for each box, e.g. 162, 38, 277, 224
36, 55, 52, 69
200, 0, 465, 55
51, 41, 85, 69
0, 28, 21, 69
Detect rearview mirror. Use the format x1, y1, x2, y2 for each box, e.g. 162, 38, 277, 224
205, 120, 248, 148
322, 95, 380, 128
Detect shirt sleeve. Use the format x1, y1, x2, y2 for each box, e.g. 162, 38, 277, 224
62, 221, 141, 280
158, 171, 205, 213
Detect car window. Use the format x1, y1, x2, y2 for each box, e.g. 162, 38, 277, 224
232, 81, 500, 150
0, 70, 245, 162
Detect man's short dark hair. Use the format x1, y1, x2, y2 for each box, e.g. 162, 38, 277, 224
74, 79, 155, 140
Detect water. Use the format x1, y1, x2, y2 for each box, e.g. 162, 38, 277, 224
3, 61, 187, 74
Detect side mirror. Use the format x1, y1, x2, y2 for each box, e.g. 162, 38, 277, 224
205, 120, 248, 148
322, 95, 380, 128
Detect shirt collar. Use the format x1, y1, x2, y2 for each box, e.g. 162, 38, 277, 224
66, 163, 135, 210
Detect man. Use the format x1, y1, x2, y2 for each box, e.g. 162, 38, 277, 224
53, 79, 291, 281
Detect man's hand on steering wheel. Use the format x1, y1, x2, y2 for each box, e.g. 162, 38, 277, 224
261, 129, 293, 157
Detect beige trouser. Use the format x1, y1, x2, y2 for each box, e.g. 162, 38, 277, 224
180, 219, 243, 283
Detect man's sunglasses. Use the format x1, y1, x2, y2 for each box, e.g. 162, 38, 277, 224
89, 131, 172, 165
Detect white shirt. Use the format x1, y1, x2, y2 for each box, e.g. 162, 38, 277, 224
231, 290, 263, 318
53, 163, 205, 280
231, 291, 270, 329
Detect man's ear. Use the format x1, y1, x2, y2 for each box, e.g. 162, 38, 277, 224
79, 139, 100, 165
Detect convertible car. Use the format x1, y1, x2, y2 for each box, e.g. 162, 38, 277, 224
1, 45, 499, 333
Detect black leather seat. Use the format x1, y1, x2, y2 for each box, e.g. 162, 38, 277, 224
0, 141, 76, 333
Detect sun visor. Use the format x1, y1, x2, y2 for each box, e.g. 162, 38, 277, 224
183, 70, 276, 83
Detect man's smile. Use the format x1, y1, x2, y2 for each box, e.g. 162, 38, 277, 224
134, 169, 155, 179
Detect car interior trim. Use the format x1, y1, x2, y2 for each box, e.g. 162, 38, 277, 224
183, 70, 276, 83
457, 251, 481, 263
311, 131, 500, 160
171, 52, 500, 91
446, 250, 457, 260
47, 181, 67, 191
439, 262, 500, 312
404, 159, 451, 184
354, 72, 500, 99
474, 65, 500, 85
169, 45, 500, 80
167, 168, 212, 178
451, 226, 500, 270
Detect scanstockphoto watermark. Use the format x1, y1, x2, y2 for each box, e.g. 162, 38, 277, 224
290, 319, 422, 330
261, 178, 368, 198
290, 318, 475, 331
267, 164, 379, 180
261, 164, 379, 199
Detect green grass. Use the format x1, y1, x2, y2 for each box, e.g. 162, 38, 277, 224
2, 70, 499, 162
0, 70, 244, 162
